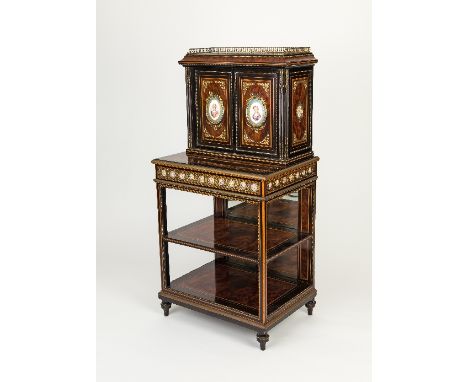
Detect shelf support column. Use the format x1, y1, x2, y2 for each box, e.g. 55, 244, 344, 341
259, 182, 267, 324
157, 184, 170, 289
298, 184, 315, 285
310, 181, 316, 287
214, 197, 228, 262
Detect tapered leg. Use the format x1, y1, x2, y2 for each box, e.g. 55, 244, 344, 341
305, 299, 316, 315
256, 333, 269, 351
161, 301, 171, 316
157, 186, 170, 289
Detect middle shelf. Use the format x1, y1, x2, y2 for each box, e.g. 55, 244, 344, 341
164, 200, 311, 263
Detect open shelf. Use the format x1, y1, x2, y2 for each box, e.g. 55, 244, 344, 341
169, 259, 309, 316
165, 214, 310, 263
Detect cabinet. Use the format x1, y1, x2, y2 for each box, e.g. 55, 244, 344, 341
152, 152, 319, 349
180, 47, 317, 166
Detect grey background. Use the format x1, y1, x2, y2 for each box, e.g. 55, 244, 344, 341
97, 0, 371, 381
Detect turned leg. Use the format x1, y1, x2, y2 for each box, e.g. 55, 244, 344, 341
305, 299, 316, 315
256, 333, 269, 351
161, 301, 171, 316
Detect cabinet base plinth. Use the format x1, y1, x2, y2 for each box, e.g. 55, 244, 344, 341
158, 286, 317, 332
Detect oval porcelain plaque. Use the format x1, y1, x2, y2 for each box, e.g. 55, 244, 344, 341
246, 96, 267, 129
206, 94, 224, 125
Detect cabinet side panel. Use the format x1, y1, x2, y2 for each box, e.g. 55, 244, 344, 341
288, 68, 314, 158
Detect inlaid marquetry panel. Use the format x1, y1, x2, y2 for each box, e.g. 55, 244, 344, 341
198, 74, 231, 145
290, 76, 309, 147
239, 77, 274, 149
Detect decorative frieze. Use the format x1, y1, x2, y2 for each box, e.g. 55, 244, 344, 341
265, 162, 316, 194
157, 166, 262, 196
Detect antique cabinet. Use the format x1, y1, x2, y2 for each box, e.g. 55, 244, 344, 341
152, 48, 319, 350
179, 47, 318, 167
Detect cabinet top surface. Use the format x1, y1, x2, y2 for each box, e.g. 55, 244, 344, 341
186, 47, 311, 56
179, 47, 317, 67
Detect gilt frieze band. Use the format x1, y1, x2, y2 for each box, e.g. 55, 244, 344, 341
265, 161, 317, 194
156, 166, 262, 196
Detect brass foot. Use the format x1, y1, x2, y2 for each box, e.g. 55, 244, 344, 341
161, 301, 171, 316
305, 299, 316, 315
256, 333, 269, 351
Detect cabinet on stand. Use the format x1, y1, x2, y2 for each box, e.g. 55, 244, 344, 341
152, 47, 320, 349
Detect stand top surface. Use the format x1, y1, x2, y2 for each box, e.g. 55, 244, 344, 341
152, 152, 318, 179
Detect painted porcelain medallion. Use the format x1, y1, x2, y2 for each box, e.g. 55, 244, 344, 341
205, 93, 224, 125
246, 96, 267, 129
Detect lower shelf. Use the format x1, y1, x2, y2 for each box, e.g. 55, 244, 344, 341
169, 259, 309, 316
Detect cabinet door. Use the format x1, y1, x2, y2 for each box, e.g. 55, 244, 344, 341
195, 70, 233, 149
235, 71, 279, 157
